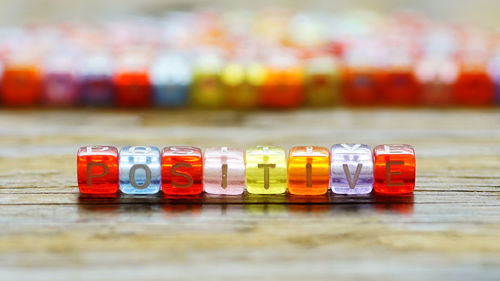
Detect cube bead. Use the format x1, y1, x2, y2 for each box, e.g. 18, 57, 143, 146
81, 53, 114, 106
330, 144, 373, 195
190, 55, 224, 108
259, 66, 305, 108
1, 65, 42, 106
304, 57, 341, 106
380, 70, 419, 106
245, 146, 287, 194
288, 146, 330, 195
42, 72, 80, 107
119, 146, 161, 194
221, 61, 263, 109
203, 147, 245, 195
453, 71, 494, 106
114, 72, 151, 108
81, 75, 114, 106
342, 69, 379, 106
77, 146, 119, 194
161, 146, 203, 195
373, 144, 416, 195
151, 53, 191, 107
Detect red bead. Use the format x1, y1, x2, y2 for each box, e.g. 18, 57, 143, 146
342, 69, 380, 106
114, 72, 151, 108
373, 144, 415, 195
379, 69, 419, 106
77, 146, 119, 194
415, 58, 457, 107
161, 146, 203, 195
453, 70, 494, 106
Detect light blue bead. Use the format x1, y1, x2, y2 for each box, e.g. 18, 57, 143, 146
119, 146, 161, 194
153, 85, 190, 107
150, 53, 191, 107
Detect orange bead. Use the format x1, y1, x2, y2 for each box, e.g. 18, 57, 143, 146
1, 65, 42, 107
259, 63, 305, 108
287, 146, 330, 196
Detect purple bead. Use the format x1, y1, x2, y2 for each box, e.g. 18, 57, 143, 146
81, 74, 113, 106
42, 72, 80, 106
42, 52, 81, 107
330, 144, 373, 195
81, 53, 114, 106
203, 147, 245, 195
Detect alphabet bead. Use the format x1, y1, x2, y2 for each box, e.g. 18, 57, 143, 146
245, 146, 287, 194
415, 57, 456, 106
453, 69, 494, 106
77, 146, 119, 194
221, 61, 262, 108
203, 147, 245, 195
330, 144, 373, 195
190, 54, 224, 108
161, 146, 203, 195
380, 69, 419, 106
1, 63, 41, 106
119, 146, 161, 194
304, 56, 341, 107
259, 55, 305, 108
114, 71, 151, 108
81, 74, 114, 107
151, 53, 191, 107
76, 144, 418, 196
373, 144, 416, 195
42, 53, 80, 107
113, 54, 152, 108
81, 53, 114, 106
342, 68, 379, 106
288, 146, 330, 195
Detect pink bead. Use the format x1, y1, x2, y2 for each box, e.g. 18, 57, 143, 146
203, 147, 245, 195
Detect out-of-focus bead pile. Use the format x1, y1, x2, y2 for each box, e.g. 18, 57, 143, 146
1, 10, 500, 108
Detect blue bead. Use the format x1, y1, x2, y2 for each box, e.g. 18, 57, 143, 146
150, 53, 191, 107
153, 85, 190, 107
119, 146, 161, 194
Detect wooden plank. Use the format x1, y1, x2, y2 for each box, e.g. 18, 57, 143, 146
0, 109, 499, 280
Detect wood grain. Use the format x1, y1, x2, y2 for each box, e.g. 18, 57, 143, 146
0, 109, 498, 281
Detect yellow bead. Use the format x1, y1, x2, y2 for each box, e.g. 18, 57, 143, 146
221, 61, 263, 108
304, 56, 341, 107
190, 54, 224, 108
245, 146, 287, 194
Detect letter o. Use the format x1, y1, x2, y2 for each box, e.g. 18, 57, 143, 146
129, 164, 152, 189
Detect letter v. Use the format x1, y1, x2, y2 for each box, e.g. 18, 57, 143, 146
343, 163, 363, 189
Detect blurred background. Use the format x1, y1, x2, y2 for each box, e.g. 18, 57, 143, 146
0, 0, 499, 109
0, 0, 499, 27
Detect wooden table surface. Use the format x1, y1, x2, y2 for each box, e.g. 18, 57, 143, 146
0, 109, 498, 280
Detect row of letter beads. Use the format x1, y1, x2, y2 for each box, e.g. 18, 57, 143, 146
77, 144, 416, 196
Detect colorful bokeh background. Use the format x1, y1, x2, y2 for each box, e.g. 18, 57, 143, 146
0, 0, 499, 109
